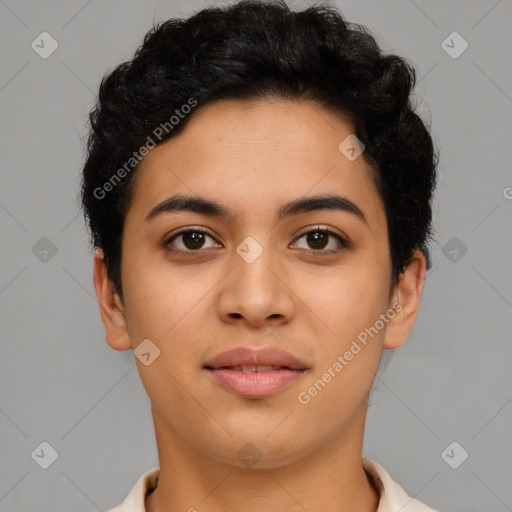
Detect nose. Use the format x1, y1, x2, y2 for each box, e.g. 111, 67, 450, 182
216, 239, 296, 329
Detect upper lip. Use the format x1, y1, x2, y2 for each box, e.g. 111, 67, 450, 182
204, 347, 308, 370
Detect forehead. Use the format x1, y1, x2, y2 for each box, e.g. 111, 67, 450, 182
126, 98, 385, 228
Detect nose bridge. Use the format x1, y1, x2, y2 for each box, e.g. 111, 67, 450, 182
233, 233, 278, 293
217, 231, 295, 325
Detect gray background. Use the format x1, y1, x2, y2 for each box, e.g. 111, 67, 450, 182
1, 0, 511, 510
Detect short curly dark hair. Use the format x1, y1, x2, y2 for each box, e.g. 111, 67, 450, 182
81, 0, 438, 297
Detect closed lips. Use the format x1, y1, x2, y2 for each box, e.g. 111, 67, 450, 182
203, 347, 308, 371
203, 347, 308, 398
215, 365, 299, 372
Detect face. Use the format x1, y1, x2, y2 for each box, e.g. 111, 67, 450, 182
95, 98, 424, 469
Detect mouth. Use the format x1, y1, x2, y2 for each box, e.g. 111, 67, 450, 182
207, 364, 298, 372
203, 347, 308, 399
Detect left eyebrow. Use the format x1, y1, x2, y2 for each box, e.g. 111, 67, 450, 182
145, 193, 368, 225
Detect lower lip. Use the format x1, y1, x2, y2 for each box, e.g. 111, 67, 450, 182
205, 368, 305, 398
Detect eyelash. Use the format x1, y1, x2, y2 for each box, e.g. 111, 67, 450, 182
164, 225, 349, 256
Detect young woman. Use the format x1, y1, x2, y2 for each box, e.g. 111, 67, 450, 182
82, 1, 438, 510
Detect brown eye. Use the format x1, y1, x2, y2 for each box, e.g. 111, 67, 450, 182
166, 229, 220, 252
165, 226, 348, 255
293, 227, 348, 254
305, 230, 329, 250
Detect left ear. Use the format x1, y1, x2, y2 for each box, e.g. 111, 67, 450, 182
383, 248, 427, 349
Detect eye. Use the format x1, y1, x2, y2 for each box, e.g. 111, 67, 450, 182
292, 226, 349, 254
165, 228, 220, 253
164, 225, 349, 255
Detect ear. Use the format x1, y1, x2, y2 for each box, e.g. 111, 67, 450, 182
93, 248, 132, 351
383, 248, 427, 350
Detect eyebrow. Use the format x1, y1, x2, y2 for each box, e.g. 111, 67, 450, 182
145, 193, 368, 225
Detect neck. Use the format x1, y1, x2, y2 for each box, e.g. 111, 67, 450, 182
145, 408, 380, 512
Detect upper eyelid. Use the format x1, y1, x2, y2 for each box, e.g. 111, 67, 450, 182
166, 226, 219, 242
294, 224, 345, 238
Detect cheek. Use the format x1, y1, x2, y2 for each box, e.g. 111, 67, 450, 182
298, 258, 390, 410
121, 247, 213, 341
120, 261, 210, 411
305, 262, 391, 342
295, 276, 387, 427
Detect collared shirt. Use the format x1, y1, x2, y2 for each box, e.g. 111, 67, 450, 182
106, 458, 438, 512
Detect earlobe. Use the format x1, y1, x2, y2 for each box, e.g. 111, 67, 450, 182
383, 249, 427, 350
93, 248, 132, 351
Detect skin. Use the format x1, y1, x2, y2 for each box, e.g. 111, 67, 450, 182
93, 98, 426, 512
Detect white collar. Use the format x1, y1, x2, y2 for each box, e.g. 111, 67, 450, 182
106, 458, 438, 512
